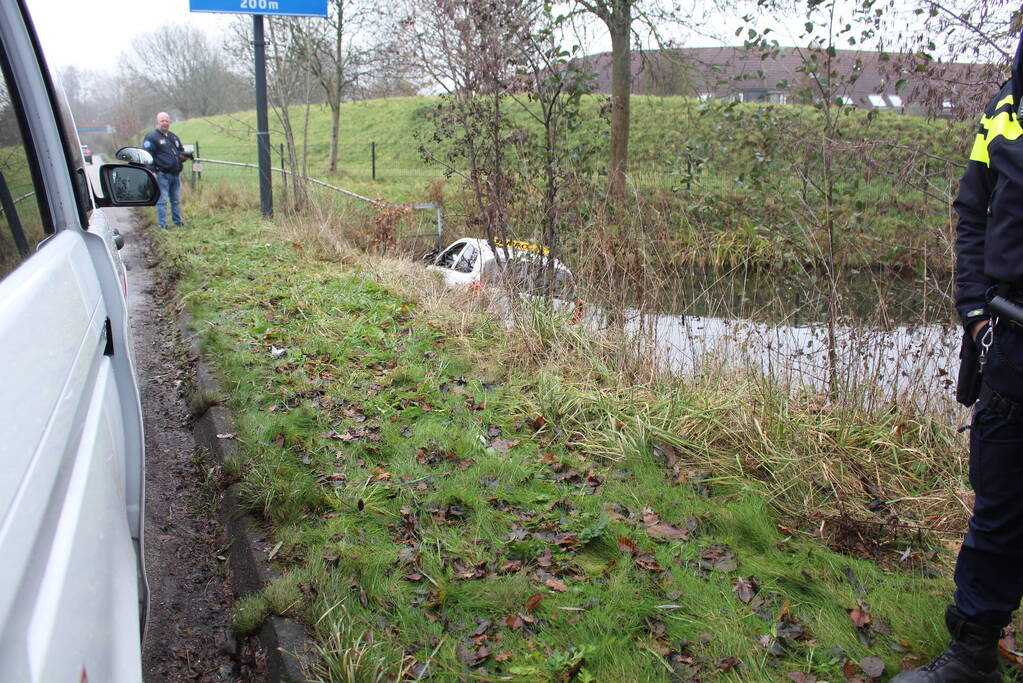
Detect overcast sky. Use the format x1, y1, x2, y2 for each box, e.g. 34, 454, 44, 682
22, 0, 1000, 78
26, 0, 234, 74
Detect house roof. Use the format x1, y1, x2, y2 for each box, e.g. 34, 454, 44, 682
576, 47, 1002, 117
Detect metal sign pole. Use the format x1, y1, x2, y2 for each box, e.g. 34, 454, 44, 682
253, 14, 273, 218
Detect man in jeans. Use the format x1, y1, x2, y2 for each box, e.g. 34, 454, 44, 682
142, 112, 189, 227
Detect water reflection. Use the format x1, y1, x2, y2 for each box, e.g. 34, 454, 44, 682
647, 267, 955, 327
639, 311, 963, 415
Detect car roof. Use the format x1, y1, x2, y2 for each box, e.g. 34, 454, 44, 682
456, 238, 570, 272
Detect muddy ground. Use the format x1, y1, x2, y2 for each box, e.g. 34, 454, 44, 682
113, 207, 265, 681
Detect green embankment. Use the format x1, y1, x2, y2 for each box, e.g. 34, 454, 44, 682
172, 95, 975, 273
154, 185, 978, 681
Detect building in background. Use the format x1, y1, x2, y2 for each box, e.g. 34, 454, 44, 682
578, 47, 997, 119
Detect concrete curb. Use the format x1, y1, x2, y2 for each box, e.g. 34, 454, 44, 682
177, 313, 316, 682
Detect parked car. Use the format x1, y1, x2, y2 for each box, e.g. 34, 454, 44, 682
426, 237, 575, 297
0, 1, 160, 680
81, 143, 92, 163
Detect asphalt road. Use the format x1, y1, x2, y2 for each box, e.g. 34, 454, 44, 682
108, 207, 265, 681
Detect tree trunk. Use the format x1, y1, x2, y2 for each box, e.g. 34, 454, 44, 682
607, 4, 631, 199
328, 102, 341, 173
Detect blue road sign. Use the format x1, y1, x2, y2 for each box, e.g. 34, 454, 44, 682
189, 0, 327, 17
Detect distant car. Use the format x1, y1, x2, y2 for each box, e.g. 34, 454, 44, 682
426, 237, 575, 297
0, 0, 161, 679
80, 143, 92, 163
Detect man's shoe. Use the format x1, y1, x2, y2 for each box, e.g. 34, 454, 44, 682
891, 606, 1002, 682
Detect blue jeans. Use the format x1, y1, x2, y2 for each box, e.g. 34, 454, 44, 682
155, 171, 182, 226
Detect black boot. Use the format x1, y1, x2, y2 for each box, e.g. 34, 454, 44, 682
891, 606, 1002, 682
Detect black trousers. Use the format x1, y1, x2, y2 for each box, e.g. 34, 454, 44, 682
954, 321, 1023, 627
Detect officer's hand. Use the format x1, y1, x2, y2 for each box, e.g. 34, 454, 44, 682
970, 319, 989, 344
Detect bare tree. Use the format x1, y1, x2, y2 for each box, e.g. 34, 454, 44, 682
873, 0, 1018, 118
289, 0, 383, 173
574, 0, 633, 198
569, 0, 732, 199
401, 0, 538, 247
120, 24, 248, 119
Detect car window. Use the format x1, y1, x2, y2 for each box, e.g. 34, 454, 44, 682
454, 243, 478, 273
437, 241, 466, 269
0, 43, 48, 281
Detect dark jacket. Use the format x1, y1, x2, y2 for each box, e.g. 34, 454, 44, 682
955, 34, 1023, 327
142, 129, 185, 175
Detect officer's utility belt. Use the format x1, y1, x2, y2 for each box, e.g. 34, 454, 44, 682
956, 283, 1023, 407
979, 384, 1023, 423
990, 283, 1023, 327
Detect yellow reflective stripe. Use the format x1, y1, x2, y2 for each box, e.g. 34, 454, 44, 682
492, 237, 550, 255
996, 94, 1015, 110
969, 132, 989, 165
970, 110, 1023, 167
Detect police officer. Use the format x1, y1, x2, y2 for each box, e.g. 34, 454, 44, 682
143, 112, 189, 227
892, 33, 1023, 683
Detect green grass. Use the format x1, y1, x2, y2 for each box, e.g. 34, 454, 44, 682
151, 191, 993, 681
170, 94, 973, 276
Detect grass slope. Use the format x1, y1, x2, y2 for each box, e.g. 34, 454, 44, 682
171, 95, 975, 273
153, 187, 983, 681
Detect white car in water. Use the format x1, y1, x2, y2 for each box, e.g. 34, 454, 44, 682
426, 237, 575, 297
0, 0, 161, 680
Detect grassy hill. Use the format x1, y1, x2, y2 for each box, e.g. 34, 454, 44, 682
172, 95, 976, 273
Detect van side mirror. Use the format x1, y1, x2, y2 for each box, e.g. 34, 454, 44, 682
95, 165, 160, 207
114, 147, 154, 167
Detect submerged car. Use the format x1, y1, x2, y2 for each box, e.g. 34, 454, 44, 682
426, 237, 575, 297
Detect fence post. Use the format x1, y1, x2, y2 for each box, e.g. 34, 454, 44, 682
435, 204, 443, 250
191, 140, 200, 191
279, 143, 288, 209
371, 142, 376, 181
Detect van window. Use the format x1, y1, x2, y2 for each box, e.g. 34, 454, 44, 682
0, 46, 48, 281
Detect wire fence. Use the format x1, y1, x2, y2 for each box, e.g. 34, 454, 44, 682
188, 156, 445, 252
184, 137, 964, 203
186, 139, 446, 183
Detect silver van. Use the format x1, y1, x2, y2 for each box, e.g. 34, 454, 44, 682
0, 0, 159, 679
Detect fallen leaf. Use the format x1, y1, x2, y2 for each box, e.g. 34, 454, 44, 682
532, 415, 546, 430
860, 656, 885, 678
496, 651, 512, 662
544, 578, 568, 593
787, 673, 817, 683
733, 577, 757, 604
849, 608, 872, 629
646, 524, 691, 541
489, 438, 520, 453
525, 595, 543, 612
617, 536, 640, 555
758, 635, 784, 656
469, 620, 492, 638
716, 657, 741, 672
216, 432, 236, 439
506, 614, 524, 630
700, 544, 738, 572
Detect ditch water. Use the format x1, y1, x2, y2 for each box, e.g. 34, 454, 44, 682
625, 267, 964, 415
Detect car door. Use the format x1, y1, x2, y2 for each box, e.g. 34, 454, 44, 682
0, 2, 145, 681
